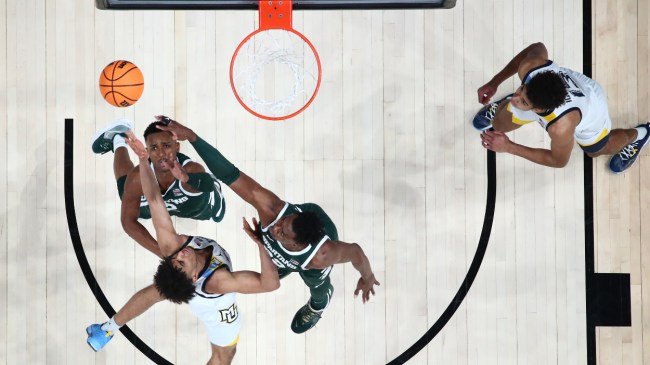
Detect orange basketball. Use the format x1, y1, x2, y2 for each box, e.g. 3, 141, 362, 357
99, 60, 144, 107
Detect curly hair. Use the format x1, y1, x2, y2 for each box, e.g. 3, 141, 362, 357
525, 71, 568, 111
143, 121, 170, 140
153, 258, 195, 304
291, 212, 325, 245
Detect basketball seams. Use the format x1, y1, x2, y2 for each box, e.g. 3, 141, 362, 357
99, 60, 144, 107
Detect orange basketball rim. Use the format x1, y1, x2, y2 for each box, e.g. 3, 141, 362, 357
230, 0, 322, 121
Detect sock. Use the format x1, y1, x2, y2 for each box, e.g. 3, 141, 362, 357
635, 126, 648, 142
308, 300, 325, 312
113, 134, 127, 152
101, 316, 121, 333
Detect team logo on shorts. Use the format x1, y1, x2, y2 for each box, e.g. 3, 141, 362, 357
220, 304, 239, 323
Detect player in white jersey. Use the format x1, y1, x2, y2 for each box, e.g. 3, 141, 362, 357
85, 131, 279, 365
472, 42, 650, 174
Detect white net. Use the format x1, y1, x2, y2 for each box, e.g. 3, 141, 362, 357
231, 29, 320, 120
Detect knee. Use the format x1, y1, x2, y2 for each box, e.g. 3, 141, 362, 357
208, 345, 236, 365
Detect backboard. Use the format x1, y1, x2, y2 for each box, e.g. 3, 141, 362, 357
96, 0, 456, 10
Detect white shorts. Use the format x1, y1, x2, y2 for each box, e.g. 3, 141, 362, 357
189, 292, 241, 347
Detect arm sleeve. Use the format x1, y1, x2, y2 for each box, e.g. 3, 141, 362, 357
185, 172, 217, 192
190, 136, 241, 185
298, 203, 339, 241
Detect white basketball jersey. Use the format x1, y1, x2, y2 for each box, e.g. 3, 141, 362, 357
186, 236, 233, 298
185, 236, 241, 347
508, 60, 610, 145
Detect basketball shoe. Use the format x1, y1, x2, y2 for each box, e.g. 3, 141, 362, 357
290, 301, 324, 334
91, 118, 133, 154
609, 123, 650, 174
86, 323, 114, 352
472, 94, 512, 131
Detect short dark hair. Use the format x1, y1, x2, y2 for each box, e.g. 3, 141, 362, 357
153, 258, 195, 304
292, 212, 324, 245
143, 121, 171, 140
526, 71, 568, 110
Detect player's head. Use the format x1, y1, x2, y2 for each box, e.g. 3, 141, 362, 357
512, 71, 567, 112
154, 258, 196, 304
143, 121, 180, 172
270, 211, 324, 246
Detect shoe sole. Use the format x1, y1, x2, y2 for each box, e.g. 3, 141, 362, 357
90, 118, 134, 150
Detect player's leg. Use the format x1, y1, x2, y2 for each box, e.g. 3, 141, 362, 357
578, 89, 650, 173
207, 344, 237, 365
291, 267, 334, 334
86, 285, 164, 352
472, 95, 523, 132
91, 118, 135, 181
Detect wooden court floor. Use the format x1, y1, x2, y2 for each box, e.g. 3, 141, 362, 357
1, 0, 649, 364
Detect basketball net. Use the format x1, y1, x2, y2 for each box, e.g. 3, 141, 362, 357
230, 0, 321, 121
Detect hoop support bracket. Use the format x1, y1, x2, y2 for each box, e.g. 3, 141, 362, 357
259, 0, 292, 30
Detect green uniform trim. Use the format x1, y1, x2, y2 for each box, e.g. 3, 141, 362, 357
186, 172, 217, 192
190, 136, 241, 185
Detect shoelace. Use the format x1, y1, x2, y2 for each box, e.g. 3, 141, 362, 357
484, 103, 499, 121
618, 143, 639, 161
300, 308, 322, 323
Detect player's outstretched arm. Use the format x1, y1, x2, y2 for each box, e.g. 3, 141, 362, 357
477, 42, 549, 104
206, 217, 280, 294
120, 169, 164, 258
125, 131, 183, 257
309, 240, 380, 303
154, 116, 285, 223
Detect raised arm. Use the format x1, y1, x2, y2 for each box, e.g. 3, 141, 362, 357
308, 240, 379, 303
478, 42, 549, 104
205, 217, 280, 294
120, 168, 163, 258
155, 117, 285, 224
125, 131, 184, 257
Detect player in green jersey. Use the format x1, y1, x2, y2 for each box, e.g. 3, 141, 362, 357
92, 118, 226, 258
157, 116, 380, 334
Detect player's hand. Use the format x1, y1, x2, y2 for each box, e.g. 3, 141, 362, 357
169, 159, 189, 182
477, 82, 498, 105
242, 217, 263, 245
125, 130, 148, 160
354, 274, 380, 303
154, 115, 198, 142
480, 130, 511, 153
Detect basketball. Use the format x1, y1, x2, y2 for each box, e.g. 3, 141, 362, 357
99, 60, 144, 107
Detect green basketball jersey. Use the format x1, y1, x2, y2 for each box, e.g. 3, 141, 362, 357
138, 153, 225, 222
260, 202, 338, 272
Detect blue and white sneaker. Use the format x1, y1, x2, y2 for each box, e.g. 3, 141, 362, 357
608, 123, 650, 174
86, 323, 114, 352
472, 94, 513, 131
472, 102, 499, 131
91, 118, 133, 154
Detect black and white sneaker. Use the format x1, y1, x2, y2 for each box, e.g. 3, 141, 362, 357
91, 118, 133, 154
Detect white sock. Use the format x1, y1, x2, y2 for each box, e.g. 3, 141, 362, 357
113, 134, 127, 152
635, 126, 648, 142
101, 316, 121, 333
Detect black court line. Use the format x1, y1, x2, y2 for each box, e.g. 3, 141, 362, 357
388, 150, 497, 364
64, 118, 173, 365
582, 0, 597, 363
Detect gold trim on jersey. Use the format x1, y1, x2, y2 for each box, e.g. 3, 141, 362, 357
224, 334, 240, 347
578, 128, 610, 146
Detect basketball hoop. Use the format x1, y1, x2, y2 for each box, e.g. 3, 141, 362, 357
230, 0, 322, 121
